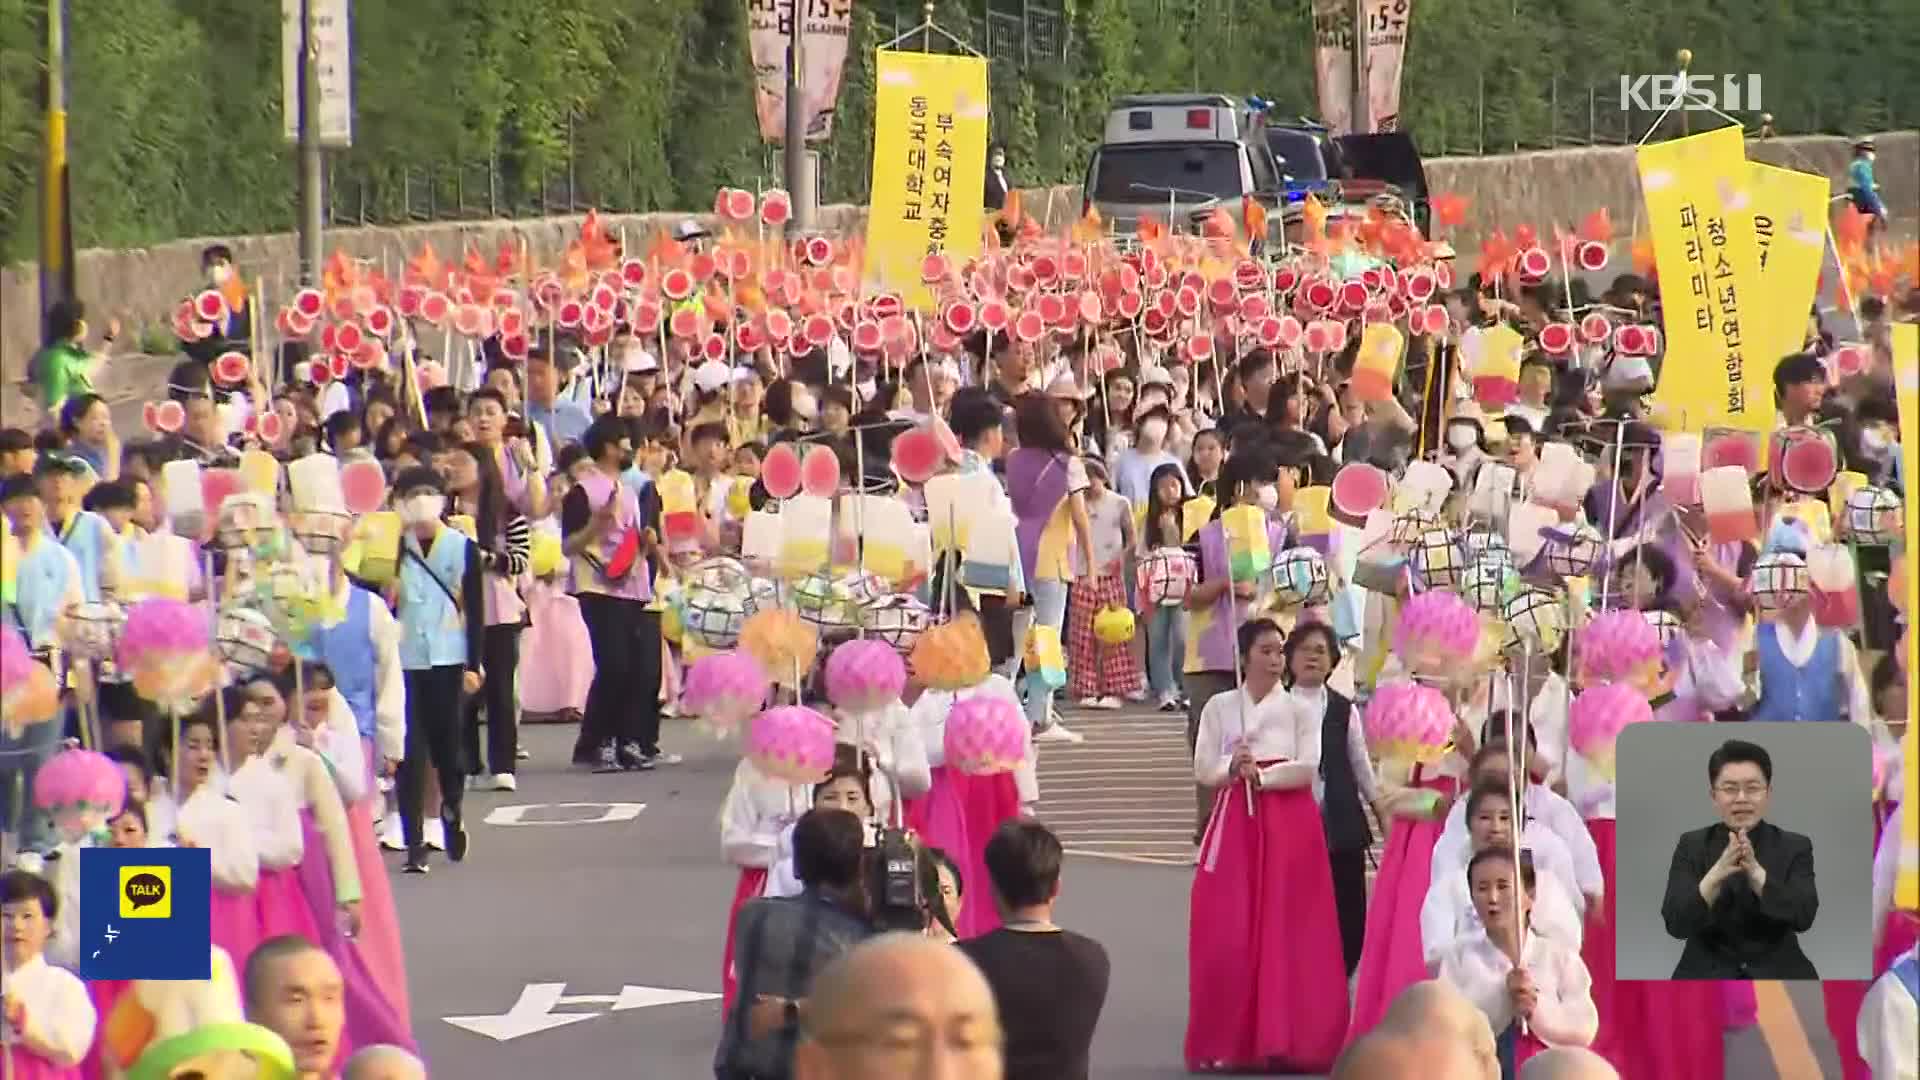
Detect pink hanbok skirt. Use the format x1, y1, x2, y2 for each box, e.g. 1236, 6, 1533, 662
1821, 907, 1920, 1080
721, 867, 770, 1014
1186, 780, 1349, 1073
350, 739, 411, 1030
255, 865, 325, 944
1585, 818, 1726, 1079
294, 809, 417, 1056
1346, 773, 1459, 1043
78, 979, 131, 1080
210, 884, 264, 972
909, 765, 1021, 939
1, 1048, 80, 1080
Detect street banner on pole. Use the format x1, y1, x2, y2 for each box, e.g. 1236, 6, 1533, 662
282, 0, 354, 147
750, 0, 855, 143
1640, 126, 1766, 432
1895, 321, 1918, 913
1312, 0, 1415, 135
1745, 162, 1830, 401
863, 50, 989, 309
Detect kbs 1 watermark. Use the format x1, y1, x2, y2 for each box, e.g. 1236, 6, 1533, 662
1618, 74, 1763, 113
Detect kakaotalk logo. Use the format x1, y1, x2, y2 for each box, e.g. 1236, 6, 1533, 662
1619, 74, 1763, 113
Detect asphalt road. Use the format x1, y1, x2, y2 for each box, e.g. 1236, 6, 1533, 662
393, 709, 1847, 1079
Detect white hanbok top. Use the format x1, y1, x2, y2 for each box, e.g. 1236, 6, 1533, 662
267, 726, 363, 904
908, 675, 1039, 805
305, 688, 371, 805
228, 756, 306, 871
1193, 684, 1322, 795
172, 780, 261, 891
0, 953, 95, 1066
832, 700, 933, 828
1857, 945, 1918, 1080
1435, 928, 1599, 1049
45, 840, 84, 971
1432, 783, 1604, 902
1421, 848, 1585, 965
718, 758, 813, 872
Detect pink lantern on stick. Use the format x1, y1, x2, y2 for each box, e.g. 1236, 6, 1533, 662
747, 706, 837, 783
1364, 679, 1456, 768
118, 597, 218, 714
1567, 682, 1653, 781
32, 748, 126, 843
944, 695, 1028, 776
825, 639, 908, 715
1576, 609, 1662, 687
681, 651, 770, 737
1391, 590, 1481, 677
1, 624, 61, 736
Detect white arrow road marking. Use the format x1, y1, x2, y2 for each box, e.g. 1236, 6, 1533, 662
445, 983, 722, 1041
481, 803, 645, 826
444, 984, 596, 1041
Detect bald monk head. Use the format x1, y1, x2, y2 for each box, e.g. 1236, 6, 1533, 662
1520, 1047, 1620, 1079
794, 933, 1005, 1080
1348, 980, 1499, 1080
1333, 1030, 1490, 1079
343, 1045, 427, 1080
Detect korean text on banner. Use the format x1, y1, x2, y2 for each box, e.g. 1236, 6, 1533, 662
1895, 321, 1918, 912
1746, 163, 1831, 391
864, 50, 990, 309
1311, 0, 1416, 134
1640, 126, 1765, 433
747, 0, 855, 143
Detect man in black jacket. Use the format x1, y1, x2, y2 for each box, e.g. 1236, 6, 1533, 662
1660, 738, 1819, 979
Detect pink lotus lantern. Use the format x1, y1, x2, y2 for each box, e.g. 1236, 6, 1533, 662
681, 651, 770, 736
944, 695, 1028, 776
118, 597, 219, 714
32, 747, 126, 843
1576, 609, 1662, 687
1392, 590, 1481, 676
825, 639, 908, 715
1, 624, 60, 736
1567, 682, 1652, 781
1364, 679, 1456, 767
747, 705, 837, 783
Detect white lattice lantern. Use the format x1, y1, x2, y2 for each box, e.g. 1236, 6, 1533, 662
1410, 529, 1467, 590
859, 594, 931, 652
1503, 587, 1565, 653
1142, 548, 1198, 605
839, 570, 889, 609
794, 573, 855, 633
1463, 530, 1507, 562
1842, 486, 1902, 546
1543, 523, 1604, 579
1391, 510, 1444, 546
1460, 561, 1512, 615
288, 510, 353, 556
1748, 552, 1809, 613
56, 601, 126, 664
216, 607, 279, 672
691, 557, 753, 595
746, 576, 781, 614
1270, 547, 1332, 607
683, 587, 750, 649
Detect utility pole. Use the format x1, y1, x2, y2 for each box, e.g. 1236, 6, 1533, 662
39, 0, 74, 334
1349, 0, 1370, 134
298, 0, 324, 286
783, 0, 817, 232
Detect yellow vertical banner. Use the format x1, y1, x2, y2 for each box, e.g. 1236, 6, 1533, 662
864, 50, 990, 309
1640, 126, 1766, 432
1896, 321, 1918, 912
1745, 163, 1831, 404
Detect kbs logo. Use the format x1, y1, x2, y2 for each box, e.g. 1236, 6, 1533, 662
1619, 74, 1763, 113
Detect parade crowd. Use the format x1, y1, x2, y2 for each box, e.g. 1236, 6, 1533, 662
3, 184, 1918, 1080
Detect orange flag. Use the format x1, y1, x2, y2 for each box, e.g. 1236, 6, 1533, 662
1432, 192, 1469, 230
408, 243, 446, 289
1301, 193, 1328, 243
1241, 196, 1268, 254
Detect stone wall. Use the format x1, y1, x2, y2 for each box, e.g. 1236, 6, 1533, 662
2, 131, 1911, 388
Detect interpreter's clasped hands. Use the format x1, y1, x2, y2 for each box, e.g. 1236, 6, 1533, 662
1730, 829, 1766, 891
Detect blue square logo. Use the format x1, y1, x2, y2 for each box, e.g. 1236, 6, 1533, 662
79, 848, 212, 981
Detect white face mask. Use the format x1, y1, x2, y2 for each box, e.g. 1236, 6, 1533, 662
1138, 418, 1169, 446
1256, 484, 1280, 512
210, 264, 233, 286
399, 494, 445, 526
791, 392, 819, 421
856, 379, 877, 404
1447, 425, 1478, 451
1861, 427, 1892, 453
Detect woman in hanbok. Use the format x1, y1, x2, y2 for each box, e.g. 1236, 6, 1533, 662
1187, 619, 1348, 1073
829, 697, 932, 830
223, 685, 326, 950
904, 668, 1034, 938
764, 747, 876, 899
716, 743, 816, 1011
164, 710, 263, 972
1823, 756, 1917, 1080
1433, 847, 1599, 1079
279, 665, 416, 1056
1422, 781, 1585, 966
2, 869, 96, 1080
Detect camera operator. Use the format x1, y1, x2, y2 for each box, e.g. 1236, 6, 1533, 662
717, 808, 874, 1080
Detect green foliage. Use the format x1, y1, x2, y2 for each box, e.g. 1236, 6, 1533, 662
0, 0, 1914, 263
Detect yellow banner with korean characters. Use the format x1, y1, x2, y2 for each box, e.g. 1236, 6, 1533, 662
1896, 320, 1918, 912
1746, 163, 1831, 400
1640, 126, 1766, 433
864, 50, 989, 309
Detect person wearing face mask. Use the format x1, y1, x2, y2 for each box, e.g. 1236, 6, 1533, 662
1111, 406, 1188, 505
389, 466, 486, 874
1852, 397, 1901, 487
183, 243, 254, 367
1443, 417, 1490, 489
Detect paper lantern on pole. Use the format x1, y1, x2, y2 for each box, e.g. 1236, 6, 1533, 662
682, 651, 770, 736
1393, 590, 1481, 676
1364, 679, 1455, 768
1748, 551, 1809, 613
1567, 682, 1652, 782
1, 623, 61, 735
1841, 486, 1902, 545
683, 586, 749, 650
1409, 529, 1467, 590
858, 594, 931, 653
746, 706, 837, 783
1092, 606, 1136, 645
825, 638, 908, 714
32, 748, 126, 843
118, 597, 217, 714
1503, 587, 1566, 655
1542, 522, 1605, 579
215, 607, 279, 673
944, 695, 1028, 776
1142, 547, 1199, 606
1576, 609, 1662, 686
1460, 560, 1514, 615
57, 600, 127, 663
739, 607, 820, 687
1269, 547, 1331, 607
910, 613, 991, 690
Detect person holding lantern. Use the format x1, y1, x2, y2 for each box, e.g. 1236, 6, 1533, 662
1065, 458, 1142, 709
1, 868, 97, 1078
1422, 781, 1585, 967
1186, 617, 1348, 1073
159, 709, 264, 975
1744, 523, 1879, 729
